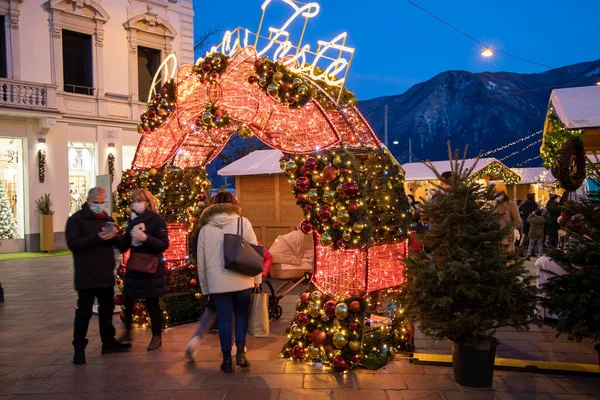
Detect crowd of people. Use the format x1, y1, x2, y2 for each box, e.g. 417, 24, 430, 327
65, 187, 259, 373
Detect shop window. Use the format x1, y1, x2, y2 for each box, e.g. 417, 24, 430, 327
63, 30, 94, 95
138, 46, 161, 103
0, 15, 6, 78
69, 142, 96, 216
0, 138, 25, 238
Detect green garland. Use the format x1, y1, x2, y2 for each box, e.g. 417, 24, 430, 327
192, 52, 230, 84
137, 79, 176, 134
541, 106, 584, 170
471, 162, 521, 184
249, 57, 356, 110
281, 148, 411, 250
194, 102, 231, 130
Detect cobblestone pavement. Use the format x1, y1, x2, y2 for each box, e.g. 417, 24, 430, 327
0, 256, 599, 400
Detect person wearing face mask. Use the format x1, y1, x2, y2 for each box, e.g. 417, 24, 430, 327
66, 187, 132, 365
492, 182, 521, 253
118, 189, 169, 351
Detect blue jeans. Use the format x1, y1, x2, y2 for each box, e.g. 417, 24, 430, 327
212, 288, 253, 354
527, 239, 543, 257
547, 234, 558, 248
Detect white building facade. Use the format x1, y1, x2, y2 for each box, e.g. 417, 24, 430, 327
0, 0, 194, 252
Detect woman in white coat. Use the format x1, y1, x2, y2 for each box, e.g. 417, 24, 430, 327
196, 191, 261, 373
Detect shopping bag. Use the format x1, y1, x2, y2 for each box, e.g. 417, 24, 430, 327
224, 218, 264, 277
248, 286, 270, 337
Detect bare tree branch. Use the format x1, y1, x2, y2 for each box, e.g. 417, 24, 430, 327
194, 26, 223, 53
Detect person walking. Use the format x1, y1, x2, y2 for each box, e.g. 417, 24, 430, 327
196, 191, 261, 373
545, 196, 562, 248
492, 183, 521, 253
66, 187, 131, 365
519, 193, 539, 255
119, 189, 169, 351
526, 209, 546, 260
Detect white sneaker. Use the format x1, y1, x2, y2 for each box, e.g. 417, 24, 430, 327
185, 336, 201, 361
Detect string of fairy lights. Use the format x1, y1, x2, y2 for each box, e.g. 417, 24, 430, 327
499, 138, 543, 162
482, 130, 542, 157
515, 155, 541, 167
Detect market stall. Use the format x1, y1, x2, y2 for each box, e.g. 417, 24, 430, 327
508, 167, 560, 204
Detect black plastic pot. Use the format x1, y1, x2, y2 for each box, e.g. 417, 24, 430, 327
450, 339, 499, 388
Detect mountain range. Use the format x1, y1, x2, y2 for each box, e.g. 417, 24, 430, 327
357, 59, 600, 167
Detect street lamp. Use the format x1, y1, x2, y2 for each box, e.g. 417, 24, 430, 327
392, 141, 399, 145
481, 47, 494, 57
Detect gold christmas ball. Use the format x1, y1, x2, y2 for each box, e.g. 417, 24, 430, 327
320, 233, 333, 247
310, 291, 322, 302
149, 168, 158, 176
349, 340, 361, 352
336, 202, 346, 211
333, 156, 342, 167
307, 344, 321, 360
307, 302, 320, 318
279, 159, 287, 171
290, 324, 303, 339
335, 303, 349, 320
212, 54, 222, 65
292, 78, 302, 87
320, 313, 329, 322
259, 77, 268, 87
307, 189, 319, 203
338, 210, 350, 224
273, 71, 284, 83
285, 161, 298, 175
333, 333, 348, 349
352, 222, 365, 233
267, 83, 280, 98
342, 230, 352, 242
238, 124, 254, 139
311, 173, 321, 184
297, 85, 309, 96
204, 103, 213, 111
202, 112, 213, 126
323, 189, 336, 204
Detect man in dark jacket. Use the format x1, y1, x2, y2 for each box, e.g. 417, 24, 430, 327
66, 187, 131, 364
545, 198, 562, 248
519, 193, 538, 255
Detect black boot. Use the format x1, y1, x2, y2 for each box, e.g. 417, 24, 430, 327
0, 282, 4, 302
73, 339, 88, 365
101, 339, 132, 354
221, 352, 233, 373
236, 344, 250, 367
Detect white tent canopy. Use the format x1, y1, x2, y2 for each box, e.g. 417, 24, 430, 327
550, 85, 600, 129
402, 158, 510, 182
218, 149, 284, 176
510, 167, 555, 185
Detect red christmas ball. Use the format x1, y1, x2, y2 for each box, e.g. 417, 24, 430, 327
248, 75, 258, 84
254, 59, 263, 69
349, 321, 359, 331
304, 157, 318, 172
349, 300, 361, 313
351, 355, 361, 364
214, 109, 224, 118
188, 264, 196, 270
293, 345, 306, 360
201, 61, 212, 73
317, 178, 327, 187
339, 168, 352, 176
140, 114, 147, 122
297, 193, 308, 202
118, 268, 126, 277
282, 81, 292, 91
333, 355, 349, 372
160, 86, 168, 94
117, 183, 125, 193
303, 204, 313, 214
296, 312, 310, 327
190, 279, 198, 287
322, 165, 338, 182
133, 304, 141, 315
210, 71, 220, 80
154, 94, 161, 102
119, 312, 126, 321
336, 239, 347, 249
287, 95, 296, 105
300, 292, 310, 304
299, 166, 308, 176
113, 294, 123, 306
342, 182, 359, 198
300, 220, 314, 234
139, 315, 148, 324
198, 193, 207, 201
266, 66, 275, 76
139, 304, 146, 311
128, 170, 136, 177
324, 300, 337, 317
306, 332, 313, 342
326, 344, 335, 354
318, 206, 332, 221
332, 221, 342, 230
312, 329, 328, 346
143, 125, 152, 134
148, 108, 157, 119
295, 176, 311, 192
348, 202, 360, 214
116, 279, 123, 286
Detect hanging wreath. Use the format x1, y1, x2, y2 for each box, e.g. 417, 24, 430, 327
38, 149, 46, 183
108, 153, 115, 182
551, 137, 586, 192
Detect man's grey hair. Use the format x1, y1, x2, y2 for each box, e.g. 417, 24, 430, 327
87, 186, 107, 201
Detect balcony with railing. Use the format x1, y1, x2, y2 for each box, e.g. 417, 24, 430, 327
0, 78, 57, 112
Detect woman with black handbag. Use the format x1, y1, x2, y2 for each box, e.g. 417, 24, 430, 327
196, 191, 261, 373
118, 188, 169, 351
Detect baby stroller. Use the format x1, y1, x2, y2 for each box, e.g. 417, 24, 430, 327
264, 229, 313, 320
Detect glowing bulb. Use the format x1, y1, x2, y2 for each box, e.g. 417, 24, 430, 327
481, 47, 494, 57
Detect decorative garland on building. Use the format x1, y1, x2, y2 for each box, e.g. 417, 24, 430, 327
541, 106, 584, 170
192, 52, 230, 84
195, 102, 231, 130
107, 153, 115, 182
282, 287, 413, 372
137, 79, 176, 134
471, 162, 520, 184
282, 148, 411, 250
551, 137, 586, 192
249, 58, 356, 110
38, 149, 46, 183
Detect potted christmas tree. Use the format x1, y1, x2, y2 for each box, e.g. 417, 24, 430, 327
36, 194, 55, 252
399, 145, 539, 387
0, 180, 18, 240
541, 184, 600, 367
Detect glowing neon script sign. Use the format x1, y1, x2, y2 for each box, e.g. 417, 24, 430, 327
208, 0, 355, 87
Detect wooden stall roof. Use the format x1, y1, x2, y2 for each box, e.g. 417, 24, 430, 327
402, 157, 516, 182
218, 150, 284, 176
